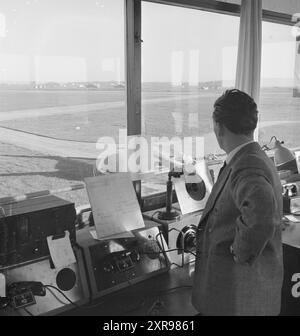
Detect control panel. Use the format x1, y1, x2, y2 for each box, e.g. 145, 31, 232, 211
76, 221, 169, 299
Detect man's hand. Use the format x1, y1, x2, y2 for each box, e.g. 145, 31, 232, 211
231, 173, 277, 266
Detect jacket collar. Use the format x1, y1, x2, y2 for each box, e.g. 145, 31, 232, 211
226, 141, 256, 165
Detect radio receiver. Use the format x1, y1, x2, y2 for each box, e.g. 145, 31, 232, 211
76, 220, 169, 300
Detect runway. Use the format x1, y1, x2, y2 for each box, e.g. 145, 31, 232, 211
0, 119, 298, 159
0, 94, 204, 122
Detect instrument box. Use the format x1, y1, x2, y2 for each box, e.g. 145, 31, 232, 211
76, 220, 170, 299
0, 195, 76, 269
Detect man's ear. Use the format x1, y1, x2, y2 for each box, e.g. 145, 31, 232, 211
218, 123, 226, 137
214, 120, 223, 137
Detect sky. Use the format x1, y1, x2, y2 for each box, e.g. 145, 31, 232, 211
0, 0, 297, 86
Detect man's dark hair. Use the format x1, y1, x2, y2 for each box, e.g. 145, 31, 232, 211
213, 89, 258, 135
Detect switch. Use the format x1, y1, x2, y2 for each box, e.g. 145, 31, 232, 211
12, 291, 36, 309
103, 263, 114, 273
130, 251, 140, 262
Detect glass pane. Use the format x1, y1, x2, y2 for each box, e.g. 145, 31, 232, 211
141, 2, 239, 195
262, 0, 300, 15
0, 0, 125, 207
259, 22, 300, 152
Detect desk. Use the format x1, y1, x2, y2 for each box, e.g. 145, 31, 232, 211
59, 265, 197, 316
281, 221, 300, 315
282, 221, 300, 249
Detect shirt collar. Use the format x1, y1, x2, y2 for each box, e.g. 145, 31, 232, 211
226, 141, 256, 165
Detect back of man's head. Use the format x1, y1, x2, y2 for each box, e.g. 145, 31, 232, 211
213, 89, 258, 135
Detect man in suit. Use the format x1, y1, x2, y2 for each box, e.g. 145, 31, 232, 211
192, 89, 283, 316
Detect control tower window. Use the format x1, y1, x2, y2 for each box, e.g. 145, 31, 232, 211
141, 1, 239, 195
0, 0, 125, 207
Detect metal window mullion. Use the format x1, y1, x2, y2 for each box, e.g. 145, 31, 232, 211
142, 0, 293, 25
125, 0, 142, 137
142, 0, 240, 17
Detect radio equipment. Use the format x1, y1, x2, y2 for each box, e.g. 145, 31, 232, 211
0, 195, 90, 316
76, 221, 169, 300
283, 195, 300, 215
0, 195, 76, 268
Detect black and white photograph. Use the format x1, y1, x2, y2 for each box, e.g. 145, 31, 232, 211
0, 0, 300, 320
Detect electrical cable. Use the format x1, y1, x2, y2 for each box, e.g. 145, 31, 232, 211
170, 262, 182, 268
166, 248, 196, 257
158, 285, 192, 296
151, 211, 161, 220
45, 284, 105, 311
146, 285, 193, 316
139, 248, 196, 257
44, 285, 80, 308
155, 228, 197, 256
48, 289, 114, 311
46, 286, 70, 306
44, 287, 106, 311
23, 307, 34, 316
155, 230, 169, 263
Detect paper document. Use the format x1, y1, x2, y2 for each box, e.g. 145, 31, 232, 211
90, 229, 134, 241
295, 151, 300, 174
47, 231, 76, 269
0, 273, 5, 297
285, 215, 300, 223
85, 173, 144, 239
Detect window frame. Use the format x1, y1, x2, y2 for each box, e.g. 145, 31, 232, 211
125, 0, 142, 137
142, 0, 294, 25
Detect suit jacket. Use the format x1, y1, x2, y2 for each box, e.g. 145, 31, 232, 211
191, 142, 283, 316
